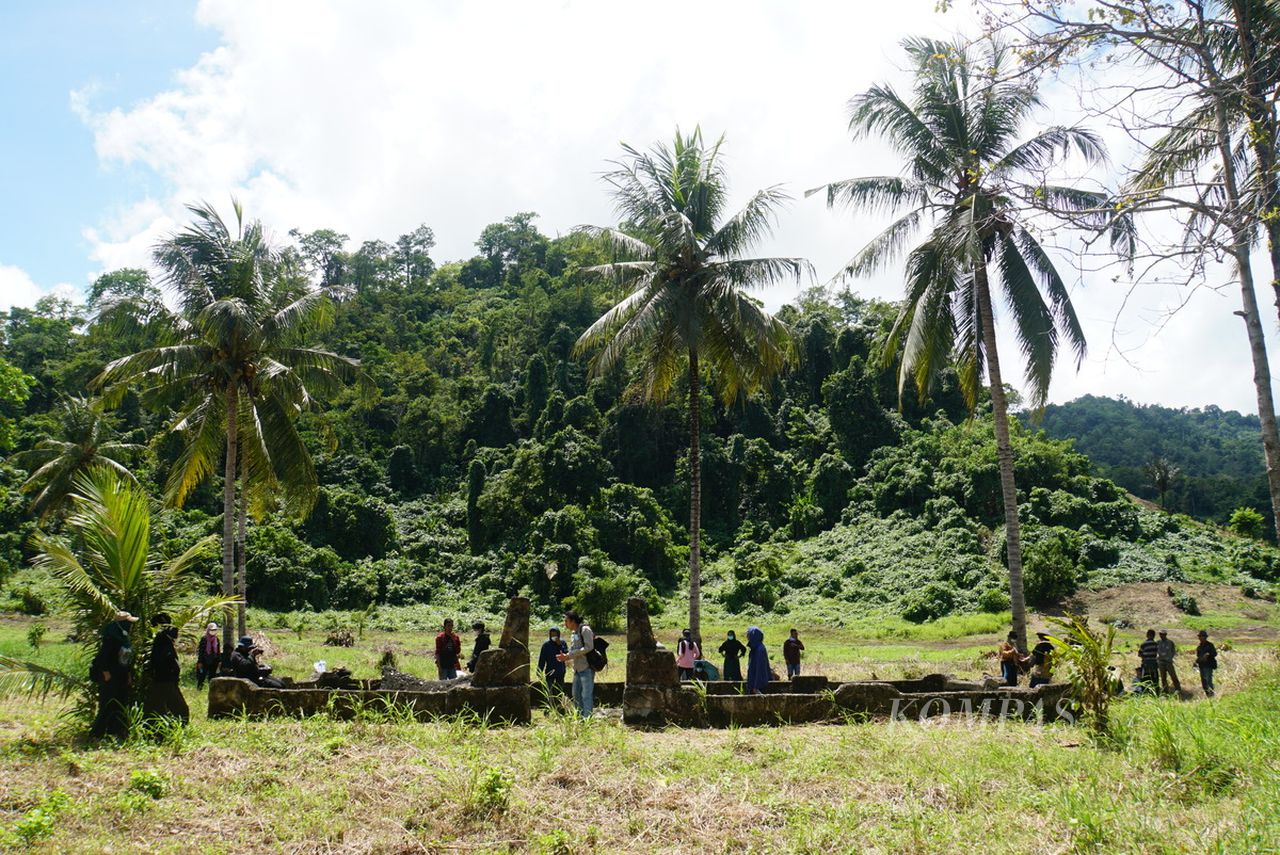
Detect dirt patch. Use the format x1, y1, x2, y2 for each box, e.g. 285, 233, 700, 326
1065, 582, 1279, 643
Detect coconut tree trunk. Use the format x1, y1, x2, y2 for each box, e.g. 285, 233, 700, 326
222, 383, 238, 660
687, 346, 702, 646
1206, 68, 1280, 541
973, 263, 1029, 653
236, 455, 247, 640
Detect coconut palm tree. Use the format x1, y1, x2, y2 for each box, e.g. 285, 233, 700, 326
16, 396, 142, 520
0, 469, 232, 713
810, 38, 1125, 650
95, 200, 364, 654
575, 129, 809, 641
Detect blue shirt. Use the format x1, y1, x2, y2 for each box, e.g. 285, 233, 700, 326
538, 638, 568, 679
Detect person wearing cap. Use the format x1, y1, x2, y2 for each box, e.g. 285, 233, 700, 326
89, 611, 138, 739
996, 632, 1023, 686
1028, 632, 1054, 687
144, 613, 189, 723
1194, 630, 1218, 697
229, 636, 261, 682
1138, 629, 1160, 692
466, 621, 491, 673
1156, 630, 1181, 695
195, 622, 222, 689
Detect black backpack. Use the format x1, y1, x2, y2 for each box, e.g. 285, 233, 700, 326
585, 632, 609, 672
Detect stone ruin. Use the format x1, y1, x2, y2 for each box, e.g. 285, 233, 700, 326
207, 597, 533, 724
209, 595, 1073, 728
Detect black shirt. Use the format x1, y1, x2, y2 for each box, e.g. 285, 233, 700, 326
1138, 639, 1159, 664
718, 638, 746, 660
1196, 641, 1217, 669
149, 627, 181, 683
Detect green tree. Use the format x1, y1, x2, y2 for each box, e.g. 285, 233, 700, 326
0, 356, 32, 451
96, 200, 363, 654
16, 396, 141, 520
0, 470, 231, 713
1144, 457, 1181, 510
812, 39, 1118, 650
576, 128, 807, 641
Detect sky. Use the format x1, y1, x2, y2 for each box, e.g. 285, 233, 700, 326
0, 0, 1273, 415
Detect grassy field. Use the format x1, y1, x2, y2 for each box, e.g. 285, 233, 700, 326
0, 613, 1277, 853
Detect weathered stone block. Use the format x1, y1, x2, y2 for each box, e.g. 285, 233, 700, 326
497, 596, 530, 651
472, 648, 530, 687
626, 649, 677, 687
833, 681, 905, 713
622, 686, 683, 726
627, 597, 656, 650
789, 675, 829, 693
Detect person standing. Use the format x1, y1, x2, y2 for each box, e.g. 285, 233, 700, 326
1138, 629, 1160, 692
1195, 630, 1218, 698
89, 611, 138, 739
675, 629, 700, 681
195, 622, 221, 689
1156, 630, 1181, 695
143, 613, 189, 723
435, 619, 461, 680
745, 626, 771, 695
556, 611, 595, 718
537, 627, 568, 696
997, 632, 1023, 686
718, 630, 746, 682
467, 621, 491, 673
782, 629, 805, 679
1028, 632, 1054, 688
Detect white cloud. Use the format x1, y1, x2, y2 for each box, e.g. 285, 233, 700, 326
0, 264, 80, 311
68, 0, 1280, 415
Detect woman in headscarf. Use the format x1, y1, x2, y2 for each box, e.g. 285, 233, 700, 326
718, 630, 746, 682
745, 626, 770, 695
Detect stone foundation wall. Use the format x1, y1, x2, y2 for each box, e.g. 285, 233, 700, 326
207, 677, 532, 723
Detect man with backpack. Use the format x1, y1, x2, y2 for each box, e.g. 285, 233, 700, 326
556, 611, 596, 718
89, 610, 137, 739
435, 619, 462, 680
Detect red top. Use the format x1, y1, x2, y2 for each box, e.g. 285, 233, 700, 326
435, 631, 461, 668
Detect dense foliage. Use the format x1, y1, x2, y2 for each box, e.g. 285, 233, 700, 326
1037, 395, 1270, 529
1, 213, 1274, 626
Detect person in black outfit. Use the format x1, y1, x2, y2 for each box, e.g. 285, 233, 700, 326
89, 611, 138, 739
718, 630, 747, 682
229, 636, 285, 688
537, 628, 568, 695
143, 613, 189, 723
467, 621, 491, 672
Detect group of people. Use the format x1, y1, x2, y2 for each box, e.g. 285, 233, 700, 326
432, 618, 492, 680
996, 627, 1221, 698
668, 627, 807, 691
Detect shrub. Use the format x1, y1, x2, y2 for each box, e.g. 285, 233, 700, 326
25, 623, 46, 651
466, 767, 513, 819
1168, 587, 1201, 616
1228, 506, 1265, 540
901, 582, 957, 623
128, 769, 168, 800
976, 587, 1010, 614
1021, 528, 1082, 606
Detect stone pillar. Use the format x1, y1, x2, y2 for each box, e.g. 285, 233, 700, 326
623, 597, 680, 726
472, 597, 530, 687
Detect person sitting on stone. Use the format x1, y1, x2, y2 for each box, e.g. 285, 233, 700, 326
1027, 632, 1054, 688
718, 630, 746, 682
229, 636, 284, 688
997, 632, 1023, 686
467, 620, 491, 673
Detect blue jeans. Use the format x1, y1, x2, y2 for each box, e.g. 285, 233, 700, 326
1001, 661, 1019, 686
571, 668, 594, 718
787, 662, 801, 678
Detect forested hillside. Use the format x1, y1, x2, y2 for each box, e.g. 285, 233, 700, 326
1, 215, 1275, 625
1036, 395, 1270, 527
